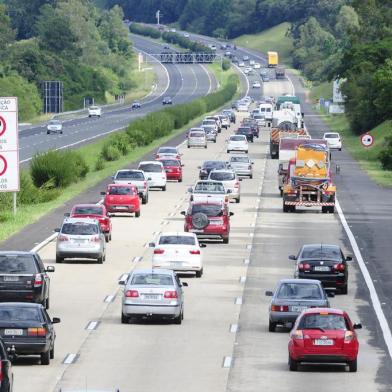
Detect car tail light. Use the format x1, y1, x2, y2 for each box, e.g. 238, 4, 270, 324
333, 263, 345, 272
144, 181, 148, 188
344, 331, 354, 343
234, 182, 240, 188
28, 327, 47, 337
189, 250, 200, 255
291, 330, 304, 340
58, 235, 69, 242
271, 305, 289, 312
90, 236, 101, 243
298, 263, 311, 271
154, 249, 165, 254
33, 274, 43, 288
164, 291, 178, 299
0, 360, 3, 381
125, 290, 139, 298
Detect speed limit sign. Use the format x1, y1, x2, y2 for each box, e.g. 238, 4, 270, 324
360, 133, 374, 148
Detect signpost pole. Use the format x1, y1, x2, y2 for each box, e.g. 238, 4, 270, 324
13, 192, 16, 216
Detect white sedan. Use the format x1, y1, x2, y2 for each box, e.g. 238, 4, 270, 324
252, 81, 261, 88
238, 62, 245, 67
150, 232, 205, 277
88, 106, 101, 118
227, 134, 248, 153
323, 132, 342, 151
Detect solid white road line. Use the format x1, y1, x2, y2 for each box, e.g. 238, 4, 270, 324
104, 295, 115, 303
222, 356, 232, 368
86, 321, 99, 331
132, 256, 143, 263
336, 198, 392, 359
200, 64, 213, 95
30, 233, 58, 253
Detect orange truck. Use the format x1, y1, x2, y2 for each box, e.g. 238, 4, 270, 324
282, 143, 336, 213
270, 128, 308, 159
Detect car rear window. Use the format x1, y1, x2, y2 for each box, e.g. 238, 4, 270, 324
191, 204, 223, 216
230, 156, 248, 163
301, 246, 342, 260
158, 147, 176, 154
0, 255, 37, 274
209, 172, 235, 181
73, 206, 103, 215
190, 132, 205, 138
277, 283, 322, 300
139, 164, 162, 172
203, 127, 215, 133
203, 161, 226, 169
324, 134, 339, 139
230, 135, 246, 141
299, 313, 349, 330
194, 182, 225, 193
61, 223, 99, 235
238, 127, 251, 133
115, 171, 144, 180
108, 186, 134, 195
131, 274, 173, 286
160, 160, 180, 166
0, 306, 42, 322
158, 236, 196, 245
203, 120, 215, 126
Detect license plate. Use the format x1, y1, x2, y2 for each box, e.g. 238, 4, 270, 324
209, 221, 223, 226
291, 306, 307, 312
74, 239, 86, 243
115, 206, 128, 210
171, 262, 184, 267
314, 339, 333, 346
4, 329, 23, 336
314, 266, 330, 272
191, 229, 204, 233
143, 294, 160, 300
3, 276, 19, 282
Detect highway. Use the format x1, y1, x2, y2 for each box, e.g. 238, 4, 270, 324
1, 31, 391, 392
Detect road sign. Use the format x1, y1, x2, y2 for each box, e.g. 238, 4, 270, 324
0, 97, 19, 192
360, 133, 374, 148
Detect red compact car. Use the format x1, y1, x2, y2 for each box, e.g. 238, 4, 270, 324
181, 201, 233, 244
101, 184, 141, 217
68, 204, 112, 242
158, 158, 183, 182
288, 308, 361, 372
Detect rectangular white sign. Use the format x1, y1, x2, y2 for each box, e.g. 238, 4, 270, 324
0, 97, 19, 192
333, 79, 346, 104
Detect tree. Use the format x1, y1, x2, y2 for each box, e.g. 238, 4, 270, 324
0, 4, 15, 54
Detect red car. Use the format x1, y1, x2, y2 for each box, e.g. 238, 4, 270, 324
68, 204, 112, 242
157, 158, 183, 182
181, 201, 233, 244
288, 308, 361, 372
101, 184, 141, 217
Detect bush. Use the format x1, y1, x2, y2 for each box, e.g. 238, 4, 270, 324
379, 135, 392, 170
95, 157, 105, 171
129, 23, 161, 39
222, 58, 231, 71
101, 143, 121, 161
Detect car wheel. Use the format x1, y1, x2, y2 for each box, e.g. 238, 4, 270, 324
60, 131, 63, 134
268, 320, 276, 332
236, 197, 240, 204
45, 297, 50, 310
50, 345, 54, 359
142, 194, 148, 204
204, 145, 207, 149
249, 174, 253, 179
47, 131, 50, 134
341, 284, 348, 295
245, 151, 248, 154
105, 233, 110, 243
55, 255, 63, 263
288, 355, 298, 371
280, 189, 283, 197
41, 350, 50, 365
174, 312, 182, 324
214, 139, 216, 143
322, 206, 328, 214
121, 313, 129, 324
348, 358, 357, 372
195, 268, 203, 278
97, 255, 104, 264
162, 185, 166, 191
135, 210, 141, 218
187, 145, 190, 148
227, 150, 230, 153
223, 237, 229, 244
329, 206, 335, 213
178, 177, 182, 183
283, 202, 289, 213
109, 233, 112, 241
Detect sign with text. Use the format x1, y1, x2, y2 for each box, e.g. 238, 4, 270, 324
0, 97, 19, 192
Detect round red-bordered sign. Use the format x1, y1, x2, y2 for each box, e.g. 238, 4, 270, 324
360, 133, 374, 148
0, 116, 6, 137
0, 155, 7, 176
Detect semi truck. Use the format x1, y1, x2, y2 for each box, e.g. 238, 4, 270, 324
282, 143, 336, 213
275, 67, 285, 79
267, 51, 278, 67
270, 128, 308, 159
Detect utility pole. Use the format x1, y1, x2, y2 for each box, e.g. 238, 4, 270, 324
156, 10, 160, 25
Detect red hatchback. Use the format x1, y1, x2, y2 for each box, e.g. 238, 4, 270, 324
181, 202, 234, 244
101, 184, 141, 217
68, 204, 112, 242
158, 158, 183, 182
288, 308, 361, 372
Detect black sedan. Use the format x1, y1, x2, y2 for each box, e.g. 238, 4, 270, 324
162, 96, 173, 105
236, 127, 254, 142
198, 160, 229, 180
0, 303, 60, 365
290, 244, 351, 294
0, 252, 54, 309
0, 339, 13, 392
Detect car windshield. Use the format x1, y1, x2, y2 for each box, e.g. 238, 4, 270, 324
131, 273, 173, 286
158, 147, 176, 154
277, 283, 322, 300
73, 206, 103, 215
160, 160, 180, 167
210, 172, 235, 181
203, 161, 226, 169
230, 156, 249, 163
108, 186, 134, 195
230, 136, 246, 141
115, 171, 144, 180
301, 246, 341, 260
299, 314, 349, 330
49, 120, 61, 125
191, 204, 223, 216
0, 306, 42, 322
194, 182, 225, 193
139, 164, 162, 173
158, 236, 196, 245
0, 255, 37, 274
190, 132, 205, 138
61, 223, 99, 235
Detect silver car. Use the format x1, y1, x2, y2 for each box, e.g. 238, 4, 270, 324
228, 155, 254, 178
187, 128, 207, 149
207, 169, 241, 203
202, 125, 217, 142
55, 218, 106, 263
47, 120, 63, 134
265, 279, 331, 332
120, 269, 187, 324
112, 169, 149, 204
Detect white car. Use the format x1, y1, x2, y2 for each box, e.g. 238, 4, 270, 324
112, 169, 149, 204
188, 180, 230, 204
150, 232, 205, 277
227, 135, 248, 153
243, 55, 249, 61
254, 63, 261, 69
249, 60, 255, 66
88, 106, 101, 118
183, 33, 190, 38
252, 81, 261, 88
237, 101, 249, 112
244, 67, 252, 75
155, 146, 181, 160
323, 132, 342, 150
238, 62, 245, 67
47, 120, 63, 134
138, 161, 167, 191
208, 169, 241, 203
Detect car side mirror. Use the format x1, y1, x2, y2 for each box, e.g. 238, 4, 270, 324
239, 178, 242, 182
181, 164, 185, 167
353, 323, 362, 330
197, 166, 201, 169
326, 291, 335, 298
265, 290, 273, 296
54, 228, 60, 233
227, 189, 232, 194
52, 317, 61, 324
289, 255, 297, 260
46, 266, 55, 273
149, 242, 155, 248
346, 255, 353, 261
229, 212, 234, 216
64, 212, 70, 217
251, 162, 254, 164
200, 243, 207, 248
180, 211, 186, 216
188, 187, 193, 193
100, 191, 106, 195
182, 282, 188, 287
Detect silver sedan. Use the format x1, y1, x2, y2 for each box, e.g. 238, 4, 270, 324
228, 155, 254, 178
120, 269, 188, 324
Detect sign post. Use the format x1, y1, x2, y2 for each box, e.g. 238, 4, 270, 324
0, 97, 19, 216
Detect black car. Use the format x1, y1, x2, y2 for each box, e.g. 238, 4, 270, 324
222, 109, 236, 123
162, 96, 172, 105
0, 252, 54, 309
290, 244, 351, 294
242, 119, 259, 138
236, 127, 254, 142
0, 339, 13, 392
0, 303, 60, 365
198, 160, 229, 180
131, 101, 141, 109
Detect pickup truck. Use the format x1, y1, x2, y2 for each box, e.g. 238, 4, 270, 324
188, 181, 230, 204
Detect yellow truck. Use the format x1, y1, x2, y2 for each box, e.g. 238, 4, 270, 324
282, 143, 336, 213
267, 51, 278, 67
